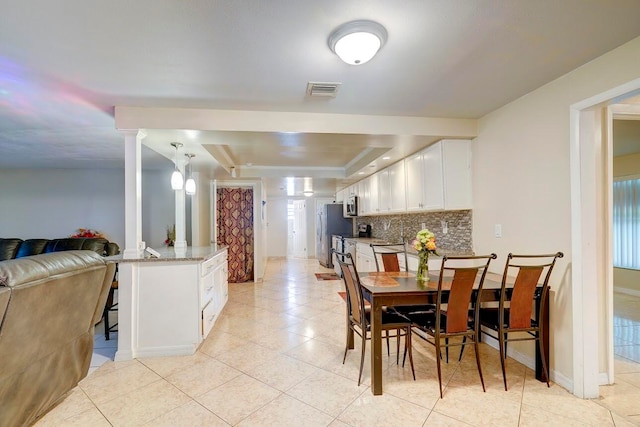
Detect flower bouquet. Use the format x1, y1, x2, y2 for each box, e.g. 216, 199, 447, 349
164, 224, 176, 246
70, 228, 105, 239
411, 228, 438, 281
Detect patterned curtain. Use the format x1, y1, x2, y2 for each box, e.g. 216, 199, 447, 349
217, 188, 254, 283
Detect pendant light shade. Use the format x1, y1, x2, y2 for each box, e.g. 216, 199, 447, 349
328, 20, 387, 65
185, 178, 196, 195
170, 142, 183, 190
185, 153, 196, 195
171, 170, 183, 190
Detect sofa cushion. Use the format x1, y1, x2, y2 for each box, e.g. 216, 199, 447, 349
0, 238, 23, 261
15, 238, 49, 258
81, 238, 109, 255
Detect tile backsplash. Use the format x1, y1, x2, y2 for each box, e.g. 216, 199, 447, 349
357, 210, 473, 254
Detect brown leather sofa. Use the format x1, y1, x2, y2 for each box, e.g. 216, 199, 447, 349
0, 251, 115, 427
0, 237, 120, 261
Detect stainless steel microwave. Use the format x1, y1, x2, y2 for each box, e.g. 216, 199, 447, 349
346, 196, 358, 216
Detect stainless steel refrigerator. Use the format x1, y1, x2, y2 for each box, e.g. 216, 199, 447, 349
317, 203, 353, 268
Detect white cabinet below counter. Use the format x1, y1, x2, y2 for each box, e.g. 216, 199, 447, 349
111, 246, 228, 361
355, 242, 376, 272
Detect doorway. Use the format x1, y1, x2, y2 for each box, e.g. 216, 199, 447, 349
289, 199, 307, 258
571, 79, 640, 398
216, 187, 254, 283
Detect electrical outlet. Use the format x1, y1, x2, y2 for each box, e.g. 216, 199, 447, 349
494, 224, 502, 238
441, 220, 448, 234
421, 222, 426, 230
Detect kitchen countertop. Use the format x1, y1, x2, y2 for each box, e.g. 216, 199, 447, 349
105, 245, 228, 263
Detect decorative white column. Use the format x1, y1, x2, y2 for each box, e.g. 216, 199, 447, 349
115, 129, 145, 361
174, 154, 187, 253
121, 129, 146, 258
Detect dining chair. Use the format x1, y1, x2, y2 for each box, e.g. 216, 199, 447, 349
479, 252, 563, 391
334, 250, 416, 385
399, 254, 497, 398
373, 242, 437, 319
370, 242, 409, 272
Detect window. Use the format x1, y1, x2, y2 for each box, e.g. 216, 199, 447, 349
613, 178, 640, 269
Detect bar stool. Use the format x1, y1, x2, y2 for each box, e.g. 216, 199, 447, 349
103, 268, 118, 340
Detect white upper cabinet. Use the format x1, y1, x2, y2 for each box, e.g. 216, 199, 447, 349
441, 139, 472, 209
349, 139, 471, 216
388, 161, 406, 213
358, 178, 370, 215
377, 169, 391, 213
405, 139, 472, 212
368, 173, 380, 214
422, 142, 445, 210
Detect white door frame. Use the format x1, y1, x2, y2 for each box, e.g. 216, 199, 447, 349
570, 77, 640, 398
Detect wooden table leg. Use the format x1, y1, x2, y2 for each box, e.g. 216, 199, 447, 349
370, 297, 383, 395
535, 287, 550, 382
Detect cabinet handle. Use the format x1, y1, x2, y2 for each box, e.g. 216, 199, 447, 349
208, 314, 215, 322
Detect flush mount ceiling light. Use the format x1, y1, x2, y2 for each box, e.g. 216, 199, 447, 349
184, 153, 196, 195
328, 20, 387, 65
303, 190, 314, 197
170, 142, 183, 190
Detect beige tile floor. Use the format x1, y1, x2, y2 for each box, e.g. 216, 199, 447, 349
35, 258, 640, 426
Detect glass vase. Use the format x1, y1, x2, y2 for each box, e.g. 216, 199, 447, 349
416, 251, 429, 281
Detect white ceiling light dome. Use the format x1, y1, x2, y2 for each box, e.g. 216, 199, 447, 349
328, 20, 388, 65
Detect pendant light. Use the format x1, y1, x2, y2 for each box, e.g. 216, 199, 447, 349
170, 142, 183, 190
185, 153, 196, 195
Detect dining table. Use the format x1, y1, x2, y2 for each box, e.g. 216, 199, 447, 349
356, 271, 550, 396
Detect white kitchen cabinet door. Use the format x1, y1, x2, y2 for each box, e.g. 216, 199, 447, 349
368, 173, 380, 215
405, 154, 425, 211
442, 139, 472, 210
422, 142, 445, 210
388, 161, 406, 213
377, 169, 391, 213
358, 178, 370, 216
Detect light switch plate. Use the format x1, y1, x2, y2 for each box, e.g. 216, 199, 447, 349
494, 224, 502, 238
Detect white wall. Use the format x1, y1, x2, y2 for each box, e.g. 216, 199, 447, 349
473, 35, 640, 387
0, 168, 174, 250
266, 198, 288, 257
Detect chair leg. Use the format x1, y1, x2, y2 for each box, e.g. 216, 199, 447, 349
396, 328, 401, 364
343, 324, 351, 364
473, 335, 486, 393
406, 327, 416, 380
538, 331, 550, 388
499, 330, 508, 391
435, 336, 444, 398
445, 337, 449, 363
458, 336, 467, 362
103, 287, 114, 340
358, 333, 367, 386
385, 330, 390, 356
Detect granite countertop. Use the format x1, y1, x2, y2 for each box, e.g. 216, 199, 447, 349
106, 244, 228, 263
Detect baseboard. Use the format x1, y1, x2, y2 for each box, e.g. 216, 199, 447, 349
481, 329, 573, 392
599, 371, 612, 385
614, 287, 640, 297
132, 345, 198, 359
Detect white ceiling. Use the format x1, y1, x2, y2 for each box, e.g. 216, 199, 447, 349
2, 1, 640, 196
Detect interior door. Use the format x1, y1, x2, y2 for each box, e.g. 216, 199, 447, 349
292, 199, 307, 258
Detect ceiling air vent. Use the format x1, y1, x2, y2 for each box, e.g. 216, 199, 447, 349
306, 81, 341, 98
